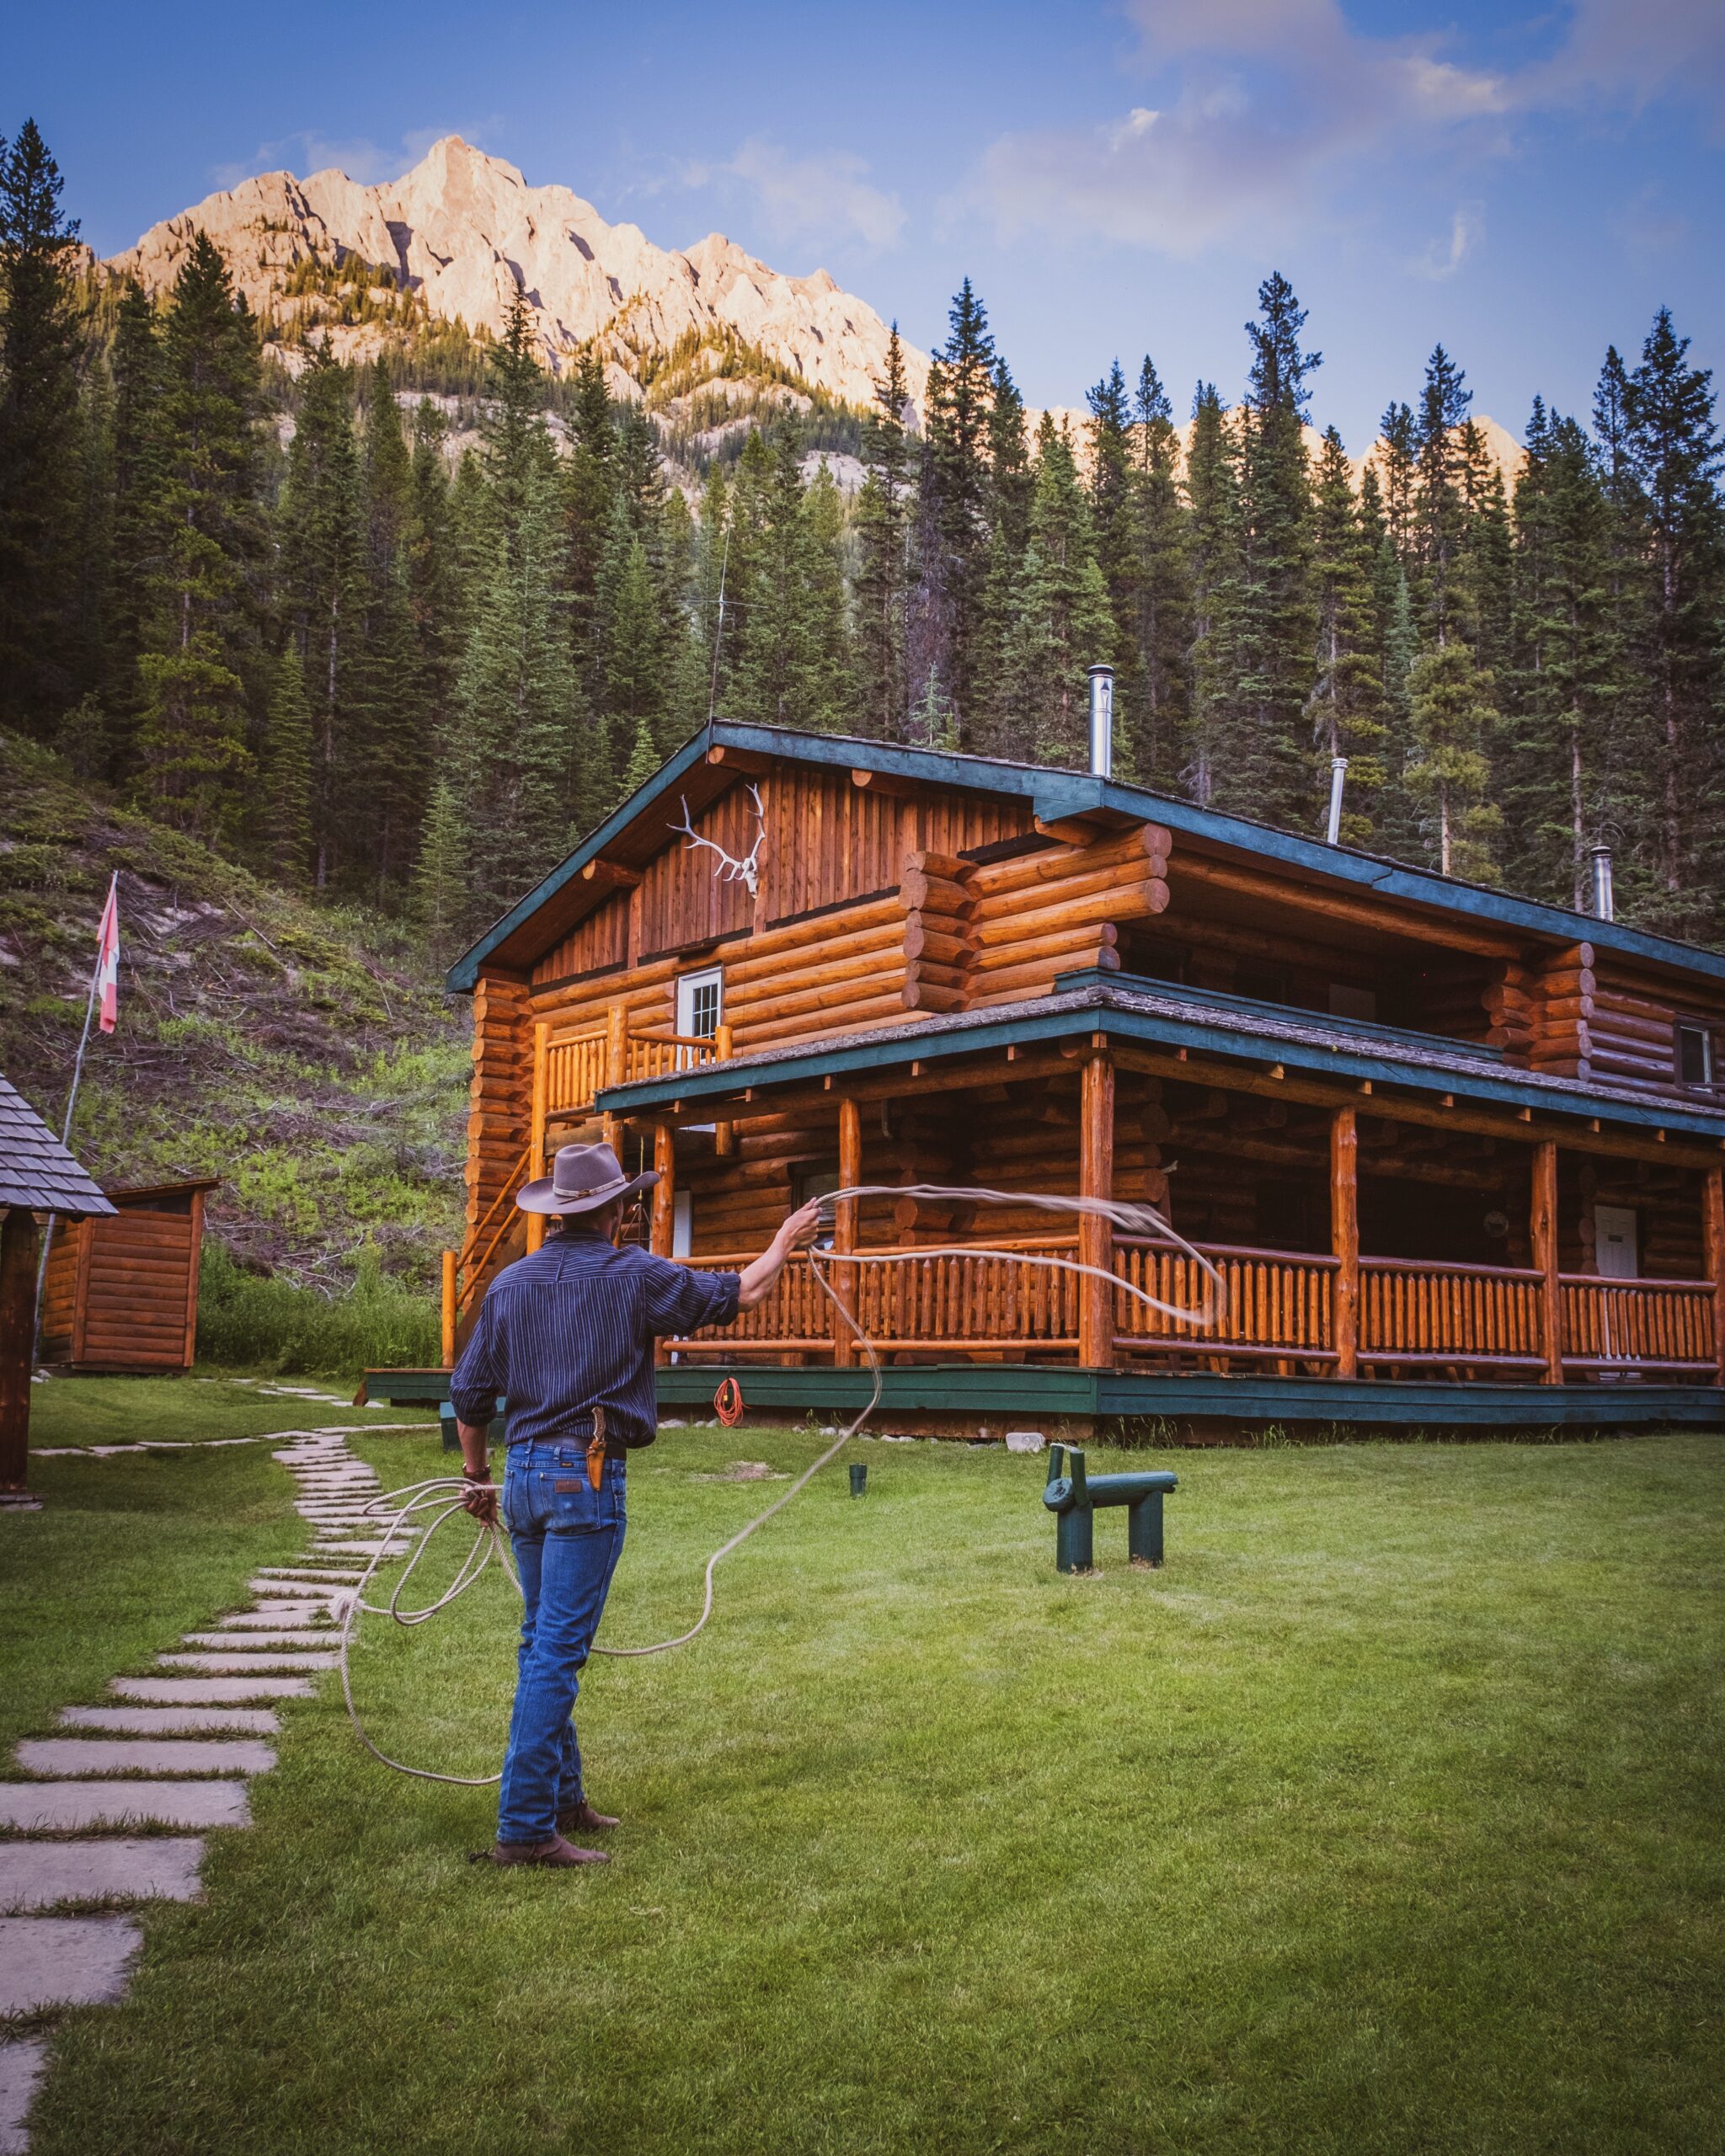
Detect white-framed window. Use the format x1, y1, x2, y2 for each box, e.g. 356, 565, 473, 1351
671, 1189, 693, 1258
676, 967, 723, 1039
1676, 1022, 1712, 1088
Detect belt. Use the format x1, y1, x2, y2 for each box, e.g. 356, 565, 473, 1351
511, 1406, 628, 1490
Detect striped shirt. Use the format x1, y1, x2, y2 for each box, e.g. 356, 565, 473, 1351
449, 1230, 740, 1449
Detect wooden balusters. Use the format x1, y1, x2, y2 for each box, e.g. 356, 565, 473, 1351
1079, 1045, 1115, 1369
1331, 1105, 1359, 1380
834, 1096, 861, 1369
1530, 1139, 1563, 1382
1705, 1166, 1725, 1387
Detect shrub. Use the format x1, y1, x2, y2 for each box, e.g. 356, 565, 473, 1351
197, 1241, 438, 1374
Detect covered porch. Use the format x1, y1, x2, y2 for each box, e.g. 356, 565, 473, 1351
596, 998, 1725, 1406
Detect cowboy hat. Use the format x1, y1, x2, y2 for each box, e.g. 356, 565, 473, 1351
516, 1142, 660, 1216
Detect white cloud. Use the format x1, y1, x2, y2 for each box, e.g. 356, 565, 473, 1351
964, 0, 1724, 260
1410, 202, 1483, 280
1538, 0, 1725, 125
966, 3, 1509, 255
682, 137, 905, 253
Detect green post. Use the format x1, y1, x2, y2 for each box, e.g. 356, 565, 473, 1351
1125, 1491, 1165, 1566
1044, 1444, 1094, 1573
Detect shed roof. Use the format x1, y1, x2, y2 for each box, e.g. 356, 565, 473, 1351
447, 721, 1725, 995
0, 1075, 116, 1218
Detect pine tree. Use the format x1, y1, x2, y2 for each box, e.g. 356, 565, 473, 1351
1307, 426, 1386, 841
622, 709, 660, 794
1183, 383, 1242, 805
277, 340, 363, 887
592, 496, 664, 782
1407, 639, 1501, 879
134, 230, 264, 837
355, 357, 422, 899
1004, 416, 1114, 766
562, 347, 615, 659
853, 323, 912, 737
1086, 358, 1143, 766
1503, 403, 1618, 910
412, 775, 464, 955
99, 279, 166, 763
450, 293, 580, 923
1226, 272, 1319, 826
915, 279, 996, 740
0, 120, 84, 729
800, 456, 853, 732
263, 644, 313, 889
1374, 401, 1418, 563
975, 357, 1033, 753
1125, 355, 1189, 789
1623, 308, 1723, 937
1413, 345, 1472, 643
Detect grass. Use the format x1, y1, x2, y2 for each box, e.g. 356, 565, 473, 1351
26, 1369, 438, 1450
6, 1405, 1722, 2155
0, 1443, 301, 1766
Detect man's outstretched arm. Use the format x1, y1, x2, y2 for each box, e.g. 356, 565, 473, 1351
735, 1199, 824, 1309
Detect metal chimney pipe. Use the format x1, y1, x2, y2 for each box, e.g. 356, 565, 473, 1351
1087, 664, 1114, 781
1590, 844, 1615, 922
1325, 755, 1348, 846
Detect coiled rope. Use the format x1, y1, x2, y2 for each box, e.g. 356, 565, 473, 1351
339, 1185, 1223, 1783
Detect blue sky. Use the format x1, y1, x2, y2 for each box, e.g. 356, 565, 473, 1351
12, 0, 1724, 448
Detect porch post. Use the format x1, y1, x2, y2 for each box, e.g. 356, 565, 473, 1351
1531, 1139, 1564, 1384
1079, 1044, 1116, 1369
1330, 1105, 1359, 1380
602, 1002, 628, 1159
1703, 1166, 1725, 1387
526, 1019, 549, 1255
833, 1096, 861, 1369
441, 1249, 457, 1369
650, 1123, 675, 1256
713, 1024, 735, 1158
0, 1204, 40, 1488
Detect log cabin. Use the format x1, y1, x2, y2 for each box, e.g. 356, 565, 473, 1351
380, 702, 1725, 1438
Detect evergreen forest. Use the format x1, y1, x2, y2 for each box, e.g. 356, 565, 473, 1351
3, 120, 1722, 953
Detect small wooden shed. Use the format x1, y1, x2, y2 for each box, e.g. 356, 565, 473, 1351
40, 1179, 217, 1374
1, 1073, 115, 1490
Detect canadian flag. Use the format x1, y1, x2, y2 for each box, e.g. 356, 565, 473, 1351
93, 874, 119, 1034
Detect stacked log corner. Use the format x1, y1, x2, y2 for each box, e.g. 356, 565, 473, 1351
467, 969, 533, 1309
965, 825, 1171, 1008
1527, 942, 1594, 1081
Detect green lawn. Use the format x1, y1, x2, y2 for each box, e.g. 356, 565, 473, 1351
26, 1368, 436, 1451
7, 1404, 1722, 2155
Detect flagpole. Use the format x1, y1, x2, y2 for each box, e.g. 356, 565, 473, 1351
33, 873, 116, 1364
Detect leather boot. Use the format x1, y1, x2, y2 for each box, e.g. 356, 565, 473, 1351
484, 1833, 610, 1867
558, 1799, 620, 1835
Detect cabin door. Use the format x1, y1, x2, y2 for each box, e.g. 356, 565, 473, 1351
1594, 1205, 1638, 1279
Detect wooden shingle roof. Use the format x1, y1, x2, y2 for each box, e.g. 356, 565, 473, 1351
0, 1075, 115, 1217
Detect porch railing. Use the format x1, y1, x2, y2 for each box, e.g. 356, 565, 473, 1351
660, 1237, 1719, 1382
1559, 1274, 1714, 1373
1359, 1256, 1546, 1369
1113, 1240, 1337, 1364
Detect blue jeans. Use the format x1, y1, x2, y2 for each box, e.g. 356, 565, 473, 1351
497, 1440, 628, 1845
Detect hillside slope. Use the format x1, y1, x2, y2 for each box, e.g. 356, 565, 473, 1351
0, 731, 467, 1292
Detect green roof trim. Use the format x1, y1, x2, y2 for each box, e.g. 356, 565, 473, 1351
595, 984, 1725, 1142
447, 720, 1725, 995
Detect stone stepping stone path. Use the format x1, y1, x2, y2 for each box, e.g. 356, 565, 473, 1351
0, 1425, 402, 2152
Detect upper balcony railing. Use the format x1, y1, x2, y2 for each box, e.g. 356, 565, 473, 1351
541, 1008, 730, 1126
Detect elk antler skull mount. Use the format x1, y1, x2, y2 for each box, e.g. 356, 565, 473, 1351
670, 783, 766, 897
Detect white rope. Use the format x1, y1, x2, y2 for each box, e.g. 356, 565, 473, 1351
339, 1186, 1221, 1782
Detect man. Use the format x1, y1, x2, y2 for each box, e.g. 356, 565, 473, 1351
451, 1139, 820, 1869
